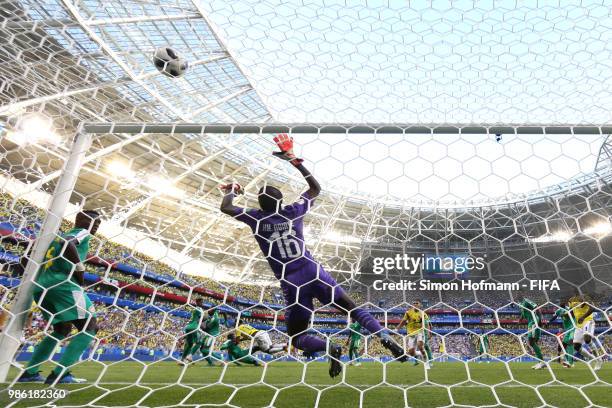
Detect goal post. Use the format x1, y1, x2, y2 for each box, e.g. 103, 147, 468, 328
0, 131, 92, 382
0, 121, 609, 406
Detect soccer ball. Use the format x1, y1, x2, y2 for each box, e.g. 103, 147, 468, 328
153, 47, 188, 78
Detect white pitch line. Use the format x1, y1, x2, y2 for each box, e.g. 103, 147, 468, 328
39, 382, 610, 388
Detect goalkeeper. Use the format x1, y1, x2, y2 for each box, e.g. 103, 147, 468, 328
18, 211, 101, 385
220, 134, 405, 378
519, 298, 545, 370
221, 333, 260, 366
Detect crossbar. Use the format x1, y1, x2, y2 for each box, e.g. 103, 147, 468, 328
82, 123, 612, 135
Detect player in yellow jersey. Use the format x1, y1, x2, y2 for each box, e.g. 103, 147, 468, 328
236, 323, 286, 355
569, 295, 602, 371
439, 339, 446, 362
397, 300, 430, 369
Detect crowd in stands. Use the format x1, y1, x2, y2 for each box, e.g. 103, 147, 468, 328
0, 193, 610, 360
4, 277, 608, 360
471, 334, 559, 359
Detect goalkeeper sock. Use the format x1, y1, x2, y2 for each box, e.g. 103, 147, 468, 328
351, 308, 383, 335
25, 332, 66, 375
52, 331, 95, 376
293, 334, 326, 353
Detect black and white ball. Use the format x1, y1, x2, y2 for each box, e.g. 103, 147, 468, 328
153, 47, 188, 78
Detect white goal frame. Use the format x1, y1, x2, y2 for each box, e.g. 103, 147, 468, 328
0, 121, 610, 383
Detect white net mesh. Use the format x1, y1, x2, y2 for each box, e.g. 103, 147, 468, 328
0, 124, 609, 407
0, 1, 611, 407
199, 0, 612, 124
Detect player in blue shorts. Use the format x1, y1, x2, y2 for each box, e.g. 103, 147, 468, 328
220, 134, 405, 378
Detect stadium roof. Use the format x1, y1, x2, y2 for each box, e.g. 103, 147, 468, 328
0, 0, 271, 123
200, 0, 612, 124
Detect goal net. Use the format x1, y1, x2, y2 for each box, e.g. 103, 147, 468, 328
0, 123, 610, 407
1, 0, 611, 407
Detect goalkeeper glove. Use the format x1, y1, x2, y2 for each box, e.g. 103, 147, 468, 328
219, 183, 244, 195
272, 133, 303, 166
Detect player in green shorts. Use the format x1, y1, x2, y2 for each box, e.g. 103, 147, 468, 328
478, 333, 490, 363
548, 301, 575, 368
179, 298, 206, 365
347, 319, 362, 366
423, 315, 434, 367
519, 298, 545, 369
196, 307, 223, 366
220, 333, 260, 366
18, 211, 101, 385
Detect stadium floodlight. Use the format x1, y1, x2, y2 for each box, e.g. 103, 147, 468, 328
106, 160, 136, 180
146, 175, 185, 198
531, 231, 573, 243
583, 223, 612, 236
5, 113, 61, 146
321, 230, 362, 245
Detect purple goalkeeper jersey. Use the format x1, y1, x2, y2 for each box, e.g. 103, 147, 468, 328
234, 192, 317, 279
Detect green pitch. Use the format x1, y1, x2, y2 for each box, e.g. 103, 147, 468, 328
1, 361, 610, 407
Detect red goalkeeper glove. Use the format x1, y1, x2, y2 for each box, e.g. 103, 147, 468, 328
272, 133, 303, 166
219, 183, 244, 195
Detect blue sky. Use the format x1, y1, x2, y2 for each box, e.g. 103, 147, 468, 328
199, 1, 610, 202
201, 0, 612, 124
292, 131, 603, 203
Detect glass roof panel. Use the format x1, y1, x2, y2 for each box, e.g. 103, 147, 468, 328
199, 0, 612, 124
